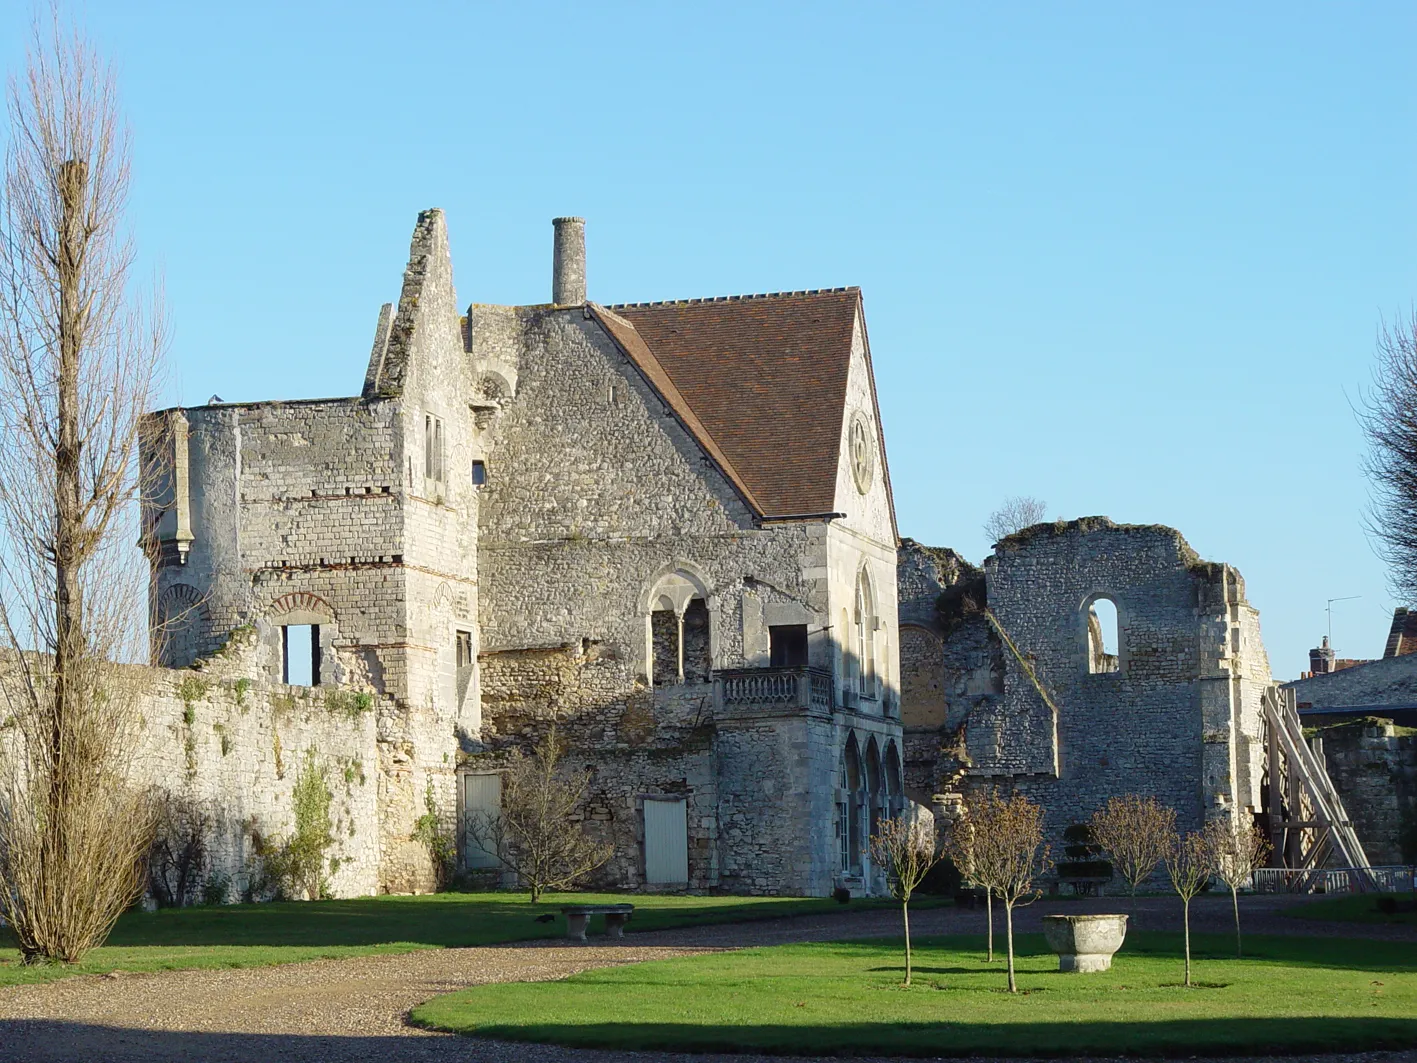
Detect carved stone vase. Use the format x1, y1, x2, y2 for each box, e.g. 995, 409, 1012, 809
1041, 913, 1128, 972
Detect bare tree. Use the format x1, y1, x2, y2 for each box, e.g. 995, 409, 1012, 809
1360, 310, 1417, 601
1204, 818, 1270, 959
0, 16, 165, 962
470, 727, 613, 902
868, 810, 942, 986
1163, 829, 1214, 987
946, 789, 1050, 993
982, 496, 1048, 544
1090, 795, 1175, 914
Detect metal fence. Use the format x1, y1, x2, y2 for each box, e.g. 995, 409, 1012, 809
1251, 865, 1415, 894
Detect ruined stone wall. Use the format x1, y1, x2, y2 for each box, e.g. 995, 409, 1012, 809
896, 540, 995, 808
1312, 719, 1417, 865
984, 520, 1262, 839
898, 521, 1272, 855
137, 658, 381, 900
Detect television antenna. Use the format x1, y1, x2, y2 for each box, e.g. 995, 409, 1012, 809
1326, 595, 1361, 643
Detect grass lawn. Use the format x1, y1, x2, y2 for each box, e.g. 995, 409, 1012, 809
412, 932, 1417, 1058
1288, 893, 1417, 926
0, 891, 927, 987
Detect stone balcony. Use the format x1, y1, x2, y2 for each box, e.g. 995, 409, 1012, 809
714, 666, 835, 719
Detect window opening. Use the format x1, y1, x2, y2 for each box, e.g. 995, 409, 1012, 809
471, 460, 487, 487
456, 628, 474, 703
854, 570, 877, 699
769, 624, 809, 668
424, 414, 446, 485
649, 593, 711, 686
282, 623, 320, 686
842, 737, 864, 873
1087, 597, 1120, 674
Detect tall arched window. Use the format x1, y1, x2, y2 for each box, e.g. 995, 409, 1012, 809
1086, 595, 1120, 674
854, 568, 877, 699
840, 735, 865, 874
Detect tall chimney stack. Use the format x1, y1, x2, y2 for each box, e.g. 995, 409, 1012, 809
552, 216, 586, 305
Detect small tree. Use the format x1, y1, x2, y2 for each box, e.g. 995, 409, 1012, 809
982, 496, 1048, 544
471, 727, 612, 902
1090, 795, 1175, 913
1163, 828, 1213, 987
868, 811, 942, 986
1204, 818, 1270, 959
946, 790, 1049, 993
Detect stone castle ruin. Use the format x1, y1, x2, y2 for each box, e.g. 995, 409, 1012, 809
141, 211, 903, 898
130, 211, 1375, 902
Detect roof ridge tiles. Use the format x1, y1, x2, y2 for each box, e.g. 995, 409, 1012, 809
606, 286, 857, 310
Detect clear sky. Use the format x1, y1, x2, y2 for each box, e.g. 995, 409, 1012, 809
2, 2, 1413, 677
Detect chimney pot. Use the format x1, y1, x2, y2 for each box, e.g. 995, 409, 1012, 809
552, 216, 586, 306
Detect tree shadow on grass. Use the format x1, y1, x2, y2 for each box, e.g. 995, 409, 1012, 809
447, 1016, 1417, 1058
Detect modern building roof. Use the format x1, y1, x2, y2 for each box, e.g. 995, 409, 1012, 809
592, 288, 864, 519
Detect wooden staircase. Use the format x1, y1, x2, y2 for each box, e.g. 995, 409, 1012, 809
1261, 686, 1373, 886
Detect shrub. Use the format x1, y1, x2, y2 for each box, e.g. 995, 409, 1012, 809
256, 752, 335, 901
411, 777, 456, 889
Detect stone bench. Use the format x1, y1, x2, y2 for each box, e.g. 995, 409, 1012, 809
560, 903, 635, 942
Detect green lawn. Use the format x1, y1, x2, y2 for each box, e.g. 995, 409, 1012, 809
0, 891, 924, 986
412, 932, 1417, 1058
1288, 893, 1417, 926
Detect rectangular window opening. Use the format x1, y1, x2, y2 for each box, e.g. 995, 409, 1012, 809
471, 460, 487, 487
769, 624, 809, 668
282, 623, 320, 686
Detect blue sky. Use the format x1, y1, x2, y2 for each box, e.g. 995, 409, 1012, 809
2, 2, 1412, 677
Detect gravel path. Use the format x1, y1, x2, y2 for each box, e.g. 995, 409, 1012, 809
0, 894, 1413, 1063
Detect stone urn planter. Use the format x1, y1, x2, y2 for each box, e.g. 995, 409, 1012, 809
1042, 914, 1128, 972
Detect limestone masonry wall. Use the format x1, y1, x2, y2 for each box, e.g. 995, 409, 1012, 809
1312, 719, 1417, 865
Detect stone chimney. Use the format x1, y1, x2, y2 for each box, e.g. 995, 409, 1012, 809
1309, 635, 1336, 675
552, 216, 586, 305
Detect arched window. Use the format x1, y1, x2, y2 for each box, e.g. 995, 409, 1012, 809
854, 568, 877, 699
1086, 595, 1120, 674
642, 568, 712, 686
883, 740, 902, 796
840, 735, 865, 873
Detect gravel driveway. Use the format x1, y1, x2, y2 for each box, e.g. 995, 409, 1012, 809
0, 894, 1413, 1063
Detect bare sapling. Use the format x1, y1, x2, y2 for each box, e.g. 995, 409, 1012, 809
1204, 818, 1270, 959
1090, 795, 1175, 921
982, 496, 1048, 543
0, 16, 166, 963
868, 811, 943, 986
947, 789, 1050, 993
1163, 829, 1214, 987
468, 726, 613, 902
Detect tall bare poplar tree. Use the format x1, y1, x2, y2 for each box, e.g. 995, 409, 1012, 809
0, 16, 165, 963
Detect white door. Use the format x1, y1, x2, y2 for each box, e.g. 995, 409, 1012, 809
461, 773, 502, 869
644, 797, 689, 885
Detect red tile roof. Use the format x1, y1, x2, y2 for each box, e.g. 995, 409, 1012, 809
593, 289, 862, 518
